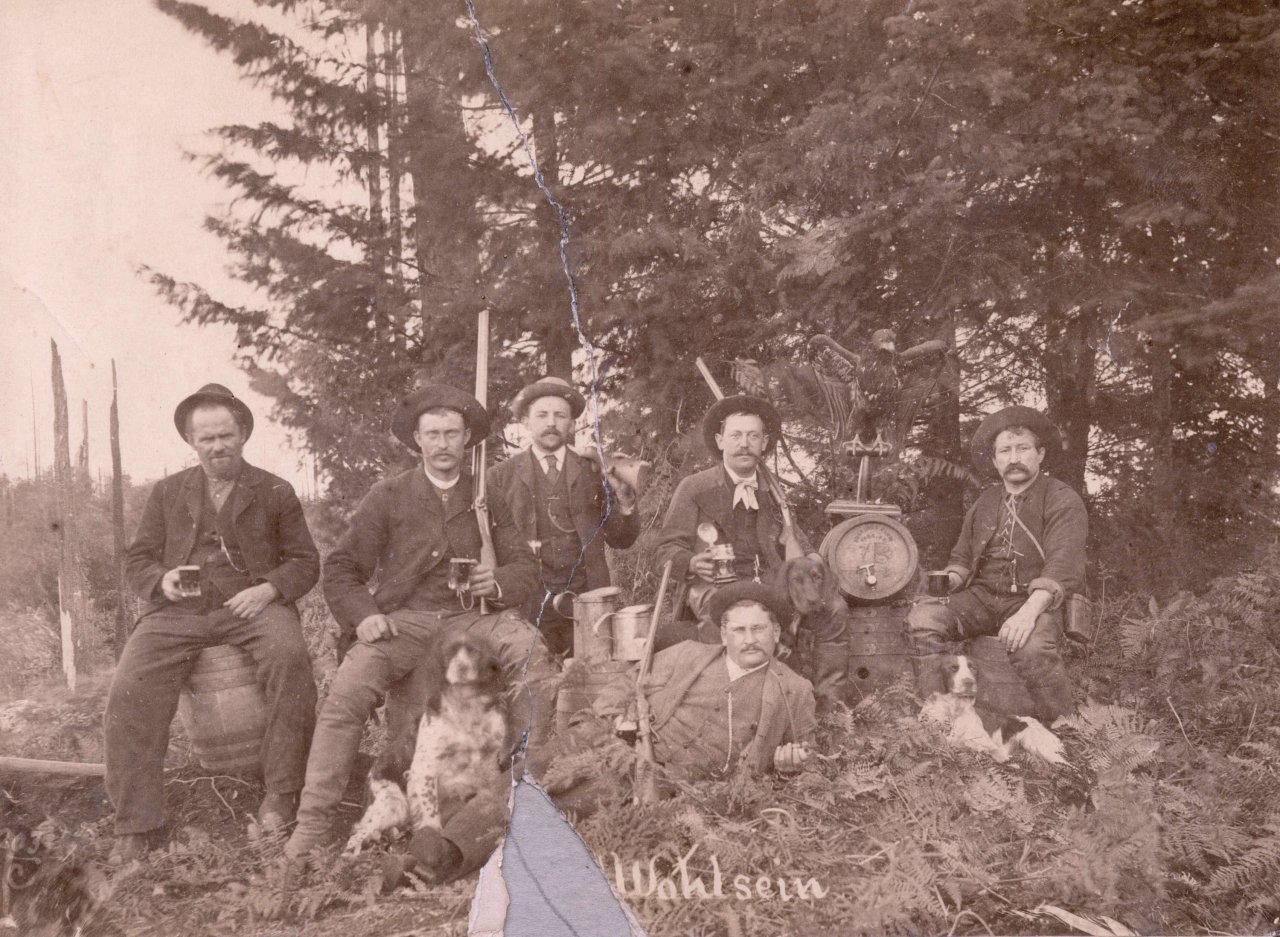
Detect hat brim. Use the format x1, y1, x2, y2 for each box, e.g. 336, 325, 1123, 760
513, 380, 587, 420
702, 395, 782, 456
708, 581, 793, 629
173, 392, 254, 441
970, 405, 1062, 476
392, 384, 490, 452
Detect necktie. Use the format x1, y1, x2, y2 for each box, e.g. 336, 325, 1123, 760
732, 478, 759, 511
543, 453, 560, 487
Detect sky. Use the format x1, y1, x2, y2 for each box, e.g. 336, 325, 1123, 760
0, 0, 320, 492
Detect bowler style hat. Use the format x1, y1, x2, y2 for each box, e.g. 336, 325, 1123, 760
511, 376, 586, 420
702, 395, 782, 457
970, 405, 1061, 475
173, 383, 255, 440
392, 383, 490, 452
709, 581, 793, 630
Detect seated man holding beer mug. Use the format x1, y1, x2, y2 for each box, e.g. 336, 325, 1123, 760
105, 384, 320, 863
286, 382, 554, 871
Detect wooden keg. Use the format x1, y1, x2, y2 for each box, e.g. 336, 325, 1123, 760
845, 604, 913, 695
177, 644, 266, 777
555, 660, 631, 734
967, 636, 1037, 716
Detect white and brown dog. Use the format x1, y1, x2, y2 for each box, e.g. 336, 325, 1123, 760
344, 634, 513, 855
918, 654, 1066, 765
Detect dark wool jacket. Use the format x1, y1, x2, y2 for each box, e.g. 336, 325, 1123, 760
487, 447, 639, 595
126, 463, 319, 617
944, 473, 1087, 608
652, 465, 812, 583
322, 467, 538, 635
593, 641, 816, 775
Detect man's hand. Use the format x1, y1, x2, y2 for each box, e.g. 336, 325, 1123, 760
356, 613, 397, 643
947, 571, 964, 592
689, 550, 716, 583
160, 568, 184, 603
999, 607, 1039, 653
224, 582, 280, 619
773, 743, 810, 773
606, 470, 638, 513
467, 563, 499, 599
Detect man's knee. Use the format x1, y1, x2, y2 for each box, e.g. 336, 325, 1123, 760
907, 599, 958, 644
1010, 611, 1063, 662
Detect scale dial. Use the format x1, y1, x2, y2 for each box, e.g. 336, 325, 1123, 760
819, 514, 919, 601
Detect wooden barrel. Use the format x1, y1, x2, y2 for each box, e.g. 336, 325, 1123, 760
177, 644, 266, 777
846, 605, 913, 695
555, 660, 631, 734
967, 636, 1037, 716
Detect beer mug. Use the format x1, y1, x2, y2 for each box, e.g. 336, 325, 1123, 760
177, 565, 202, 598
447, 557, 478, 594
926, 570, 952, 597
710, 543, 738, 584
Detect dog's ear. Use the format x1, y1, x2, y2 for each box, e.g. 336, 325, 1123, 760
814, 556, 839, 612
917, 656, 950, 698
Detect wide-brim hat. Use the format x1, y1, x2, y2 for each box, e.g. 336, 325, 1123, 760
512, 376, 586, 420
702, 395, 782, 456
970, 405, 1062, 475
708, 581, 793, 629
173, 384, 254, 440
392, 383, 490, 452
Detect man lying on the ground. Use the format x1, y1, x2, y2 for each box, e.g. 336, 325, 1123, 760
590, 581, 815, 784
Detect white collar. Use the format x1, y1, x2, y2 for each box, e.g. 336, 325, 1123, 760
726, 655, 770, 682
423, 467, 459, 490
723, 465, 759, 487
531, 445, 565, 470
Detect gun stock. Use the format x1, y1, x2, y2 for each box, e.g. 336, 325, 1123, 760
634, 559, 672, 805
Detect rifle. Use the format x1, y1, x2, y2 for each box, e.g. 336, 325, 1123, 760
473, 308, 498, 613
634, 559, 673, 805
694, 357, 805, 561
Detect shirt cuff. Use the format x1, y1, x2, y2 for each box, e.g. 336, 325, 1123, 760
1028, 576, 1065, 609
943, 564, 970, 584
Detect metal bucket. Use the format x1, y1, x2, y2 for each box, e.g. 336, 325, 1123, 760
967, 636, 1037, 716
846, 605, 913, 694
555, 660, 631, 733
177, 644, 266, 777
568, 587, 623, 664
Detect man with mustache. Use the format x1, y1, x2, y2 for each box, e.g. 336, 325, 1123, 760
908, 406, 1085, 723
654, 395, 812, 624
487, 377, 639, 656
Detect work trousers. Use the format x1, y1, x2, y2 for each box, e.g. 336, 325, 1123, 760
104, 604, 317, 835
907, 585, 1075, 721
286, 607, 556, 857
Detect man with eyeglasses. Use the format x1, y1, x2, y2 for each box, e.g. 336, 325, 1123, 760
106, 384, 320, 864
285, 383, 551, 878
487, 376, 639, 656
653, 395, 814, 625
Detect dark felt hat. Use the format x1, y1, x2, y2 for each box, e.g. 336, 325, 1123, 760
970, 405, 1062, 475
173, 384, 254, 440
391, 383, 490, 452
702, 395, 782, 456
708, 581, 793, 629
511, 376, 586, 420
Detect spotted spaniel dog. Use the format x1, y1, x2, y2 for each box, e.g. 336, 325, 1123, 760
918, 654, 1066, 765
344, 634, 512, 855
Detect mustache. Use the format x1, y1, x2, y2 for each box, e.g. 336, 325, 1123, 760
1003, 463, 1029, 474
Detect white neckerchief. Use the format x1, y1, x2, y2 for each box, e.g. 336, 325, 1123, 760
724, 466, 760, 511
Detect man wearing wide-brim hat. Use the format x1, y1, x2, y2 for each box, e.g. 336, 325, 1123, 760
908, 405, 1086, 723
106, 384, 320, 863
486, 376, 640, 656
286, 382, 553, 881
653, 394, 812, 621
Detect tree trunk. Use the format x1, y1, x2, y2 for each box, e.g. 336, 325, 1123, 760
111, 361, 130, 659
532, 108, 574, 379
51, 340, 87, 689
1043, 308, 1095, 493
